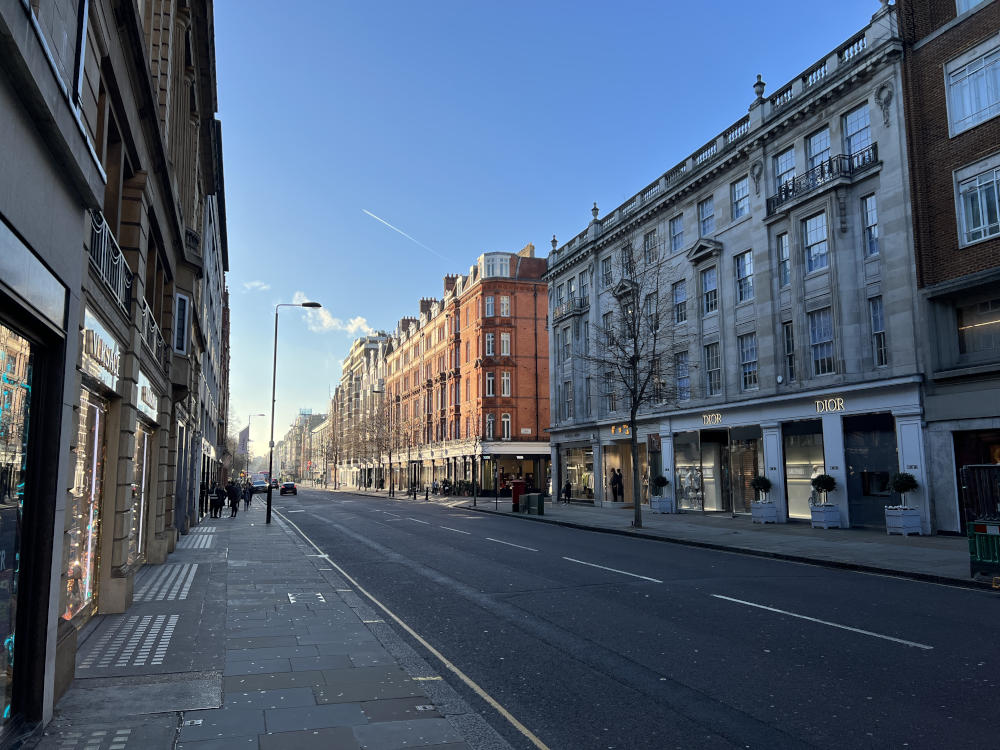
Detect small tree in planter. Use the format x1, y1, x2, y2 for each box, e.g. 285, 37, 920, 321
810, 474, 837, 504
750, 475, 772, 503
652, 475, 669, 496
809, 474, 840, 529
750, 475, 776, 524
885, 472, 921, 536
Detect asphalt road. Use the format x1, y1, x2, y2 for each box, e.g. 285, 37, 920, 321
272, 487, 999, 750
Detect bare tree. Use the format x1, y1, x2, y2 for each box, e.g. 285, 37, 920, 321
583, 232, 684, 528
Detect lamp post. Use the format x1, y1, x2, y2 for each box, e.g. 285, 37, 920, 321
247, 412, 265, 478
267, 300, 322, 524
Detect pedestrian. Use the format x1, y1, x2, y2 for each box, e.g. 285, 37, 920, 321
211, 482, 225, 518
615, 468, 624, 502
243, 481, 252, 510
226, 480, 240, 518
562, 480, 572, 505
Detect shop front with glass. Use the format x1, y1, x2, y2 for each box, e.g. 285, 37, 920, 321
674, 426, 763, 513
559, 445, 595, 500
663, 381, 925, 529
602, 439, 649, 505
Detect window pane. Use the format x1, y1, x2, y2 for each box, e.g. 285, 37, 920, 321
804, 213, 829, 272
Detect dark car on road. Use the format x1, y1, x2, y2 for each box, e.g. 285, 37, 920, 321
252, 480, 268, 494
279, 481, 297, 496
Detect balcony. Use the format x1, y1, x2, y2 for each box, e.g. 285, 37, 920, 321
89, 210, 133, 313
766, 144, 878, 215
552, 296, 590, 322
140, 298, 169, 372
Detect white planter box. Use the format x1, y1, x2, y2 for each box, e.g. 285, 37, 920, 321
885, 507, 922, 536
751, 502, 777, 524
810, 504, 841, 529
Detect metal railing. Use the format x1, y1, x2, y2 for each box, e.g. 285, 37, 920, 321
767, 143, 878, 214
139, 298, 169, 372
89, 211, 133, 313
552, 297, 590, 321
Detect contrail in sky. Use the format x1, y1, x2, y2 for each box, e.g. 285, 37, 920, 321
362, 209, 449, 260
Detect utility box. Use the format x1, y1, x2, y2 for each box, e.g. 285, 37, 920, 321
522, 493, 543, 515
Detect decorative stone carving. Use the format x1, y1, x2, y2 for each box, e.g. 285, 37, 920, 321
874, 81, 894, 128
750, 161, 763, 195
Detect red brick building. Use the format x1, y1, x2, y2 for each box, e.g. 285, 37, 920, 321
899, 0, 1000, 531
383, 245, 550, 493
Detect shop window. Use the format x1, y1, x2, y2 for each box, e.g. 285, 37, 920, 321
560, 447, 594, 499
783, 420, 825, 520
63, 387, 107, 621
0, 324, 34, 722
957, 296, 1000, 361
844, 413, 898, 528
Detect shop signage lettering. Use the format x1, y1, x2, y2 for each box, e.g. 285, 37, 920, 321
136, 370, 160, 421
815, 397, 845, 413
610, 424, 630, 436
702, 413, 722, 425
82, 310, 121, 391
520, 427, 532, 435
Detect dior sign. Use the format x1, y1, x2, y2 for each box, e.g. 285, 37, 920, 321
815, 397, 845, 413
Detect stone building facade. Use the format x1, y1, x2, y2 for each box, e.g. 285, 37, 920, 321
545, 4, 929, 531
898, 0, 1000, 532
0, 0, 227, 738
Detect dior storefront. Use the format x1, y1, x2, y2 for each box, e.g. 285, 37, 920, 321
659, 378, 928, 532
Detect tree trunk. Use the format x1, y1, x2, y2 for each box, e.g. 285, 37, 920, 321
630, 416, 642, 528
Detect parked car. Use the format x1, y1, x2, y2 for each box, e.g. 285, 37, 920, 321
279, 481, 297, 496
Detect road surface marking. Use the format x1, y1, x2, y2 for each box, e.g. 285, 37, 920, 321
563, 557, 662, 583
384, 512, 402, 519
413, 676, 442, 681
408, 517, 430, 524
441, 526, 471, 534
486, 538, 538, 552
275, 510, 551, 750
711, 594, 934, 650
284, 510, 305, 513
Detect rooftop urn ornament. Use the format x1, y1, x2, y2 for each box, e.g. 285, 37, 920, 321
592, 202, 599, 220
753, 74, 766, 100
551, 235, 557, 251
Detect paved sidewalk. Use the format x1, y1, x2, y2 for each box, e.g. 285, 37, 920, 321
336, 486, 989, 590
31, 498, 510, 750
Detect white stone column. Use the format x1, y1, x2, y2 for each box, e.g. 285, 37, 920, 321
821, 413, 849, 528
761, 422, 787, 522
592, 440, 604, 506
893, 407, 930, 534
660, 428, 676, 513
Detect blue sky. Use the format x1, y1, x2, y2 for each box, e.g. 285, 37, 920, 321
217, 0, 883, 454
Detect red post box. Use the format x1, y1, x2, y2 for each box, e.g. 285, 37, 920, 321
511, 480, 527, 512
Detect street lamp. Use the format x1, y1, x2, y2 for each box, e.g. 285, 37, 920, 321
247, 412, 265, 477
267, 300, 322, 524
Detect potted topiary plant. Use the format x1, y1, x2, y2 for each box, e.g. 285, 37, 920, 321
885, 472, 921, 536
809, 473, 841, 529
649, 475, 670, 513
750, 475, 776, 524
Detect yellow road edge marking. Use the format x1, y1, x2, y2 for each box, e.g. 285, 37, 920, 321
275, 509, 551, 750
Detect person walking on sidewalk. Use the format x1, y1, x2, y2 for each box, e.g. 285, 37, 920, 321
211, 482, 225, 518
562, 480, 572, 505
226, 480, 240, 518
243, 480, 252, 510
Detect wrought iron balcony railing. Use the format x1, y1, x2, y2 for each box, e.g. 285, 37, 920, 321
767, 143, 878, 215
552, 296, 590, 321
140, 298, 169, 372
89, 210, 133, 313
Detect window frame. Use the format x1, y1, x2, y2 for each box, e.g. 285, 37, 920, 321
485, 332, 495, 356
869, 296, 888, 367
704, 342, 721, 396
777, 233, 791, 287
675, 350, 690, 400
808, 307, 835, 376
862, 194, 879, 257
601, 257, 613, 287
501, 370, 511, 397
643, 229, 658, 264
734, 249, 754, 303
670, 215, 684, 252
500, 295, 511, 316
672, 280, 687, 323
698, 196, 715, 236
738, 332, 759, 391
501, 413, 511, 441
486, 295, 495, 316
731, 176, 750, 220
783, 321, 796, 382
803, 212, 829, 273
774, 147, 796, 193
807, 128, 831, 170
500, 332, 511, 356
945, 38, 1000, 137
701, 267, 718, 315
956, 161, 1000, 246
485, 372, 495, 396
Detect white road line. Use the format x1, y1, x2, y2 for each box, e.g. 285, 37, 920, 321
441, 526, 471, 535
408, 517, 430, 524
274, 510, 551, 750
285, 510, 305, 513
563, 557, 662, 583
711, 594, 934, 650
384, 512, 402, 519
486, 538, 538, 552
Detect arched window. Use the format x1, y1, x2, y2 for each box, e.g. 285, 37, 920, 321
501, 413, 511, 441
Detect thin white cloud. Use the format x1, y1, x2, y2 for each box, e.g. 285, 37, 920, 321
362, 209, 450, 260
292, 291, 375, 336
243, 280, 271, 292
